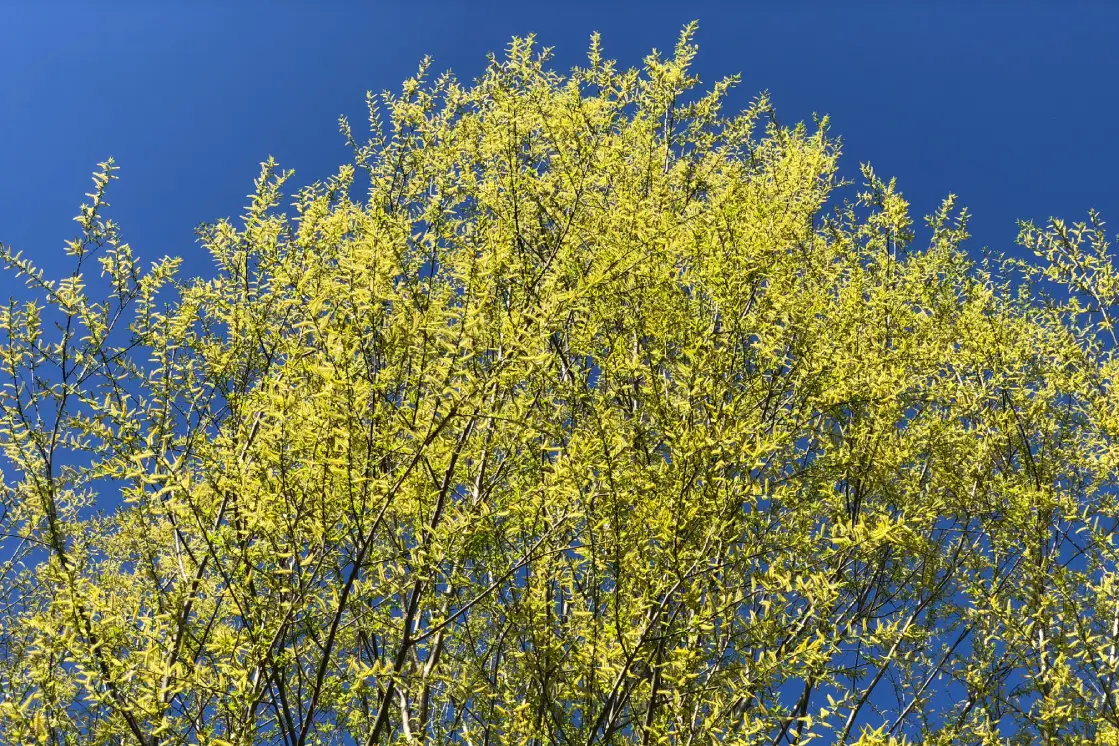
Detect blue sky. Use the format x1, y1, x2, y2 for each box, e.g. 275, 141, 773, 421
2, 3, 1117, 739
2, 1, 1118, 292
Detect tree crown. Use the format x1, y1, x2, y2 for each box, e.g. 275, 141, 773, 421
2, 24, 1119, 746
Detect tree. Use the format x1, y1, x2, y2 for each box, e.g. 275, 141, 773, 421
2, 23, 1119, 746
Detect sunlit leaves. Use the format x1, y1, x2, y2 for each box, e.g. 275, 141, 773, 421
2, 22, 1119, 746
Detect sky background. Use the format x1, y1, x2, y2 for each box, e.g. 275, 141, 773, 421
1, 3, 1116, 738
2, 1, 1118, 294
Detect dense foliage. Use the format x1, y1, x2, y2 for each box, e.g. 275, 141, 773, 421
3, 25, 1119, 745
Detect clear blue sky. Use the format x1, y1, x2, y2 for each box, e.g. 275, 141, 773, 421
1, 4, 1116, 738
2, 1, 1118, 291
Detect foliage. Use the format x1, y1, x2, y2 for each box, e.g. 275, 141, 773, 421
2, 24, 1119, 746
